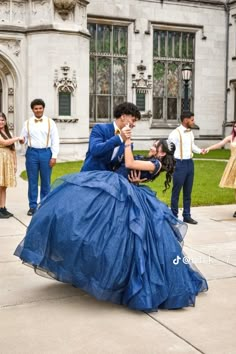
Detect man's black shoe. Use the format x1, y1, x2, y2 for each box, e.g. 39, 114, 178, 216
233, 211, 236, 218
183, 217, 198, 225
27, 208, 36, 216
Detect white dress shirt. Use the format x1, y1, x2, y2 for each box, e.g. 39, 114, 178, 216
111, 122, 123, 161
168, 124, 202, 160
21, 115, 60, 158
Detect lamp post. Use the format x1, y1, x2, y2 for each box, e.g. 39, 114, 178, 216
182, 65, 192, 112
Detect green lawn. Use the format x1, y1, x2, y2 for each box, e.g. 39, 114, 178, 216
147, 159, 234, 207
20, 149, 234, 207
134, 149, 230, 160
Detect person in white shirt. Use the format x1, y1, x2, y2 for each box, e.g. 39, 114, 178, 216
21, 98, 59, 216
168, 111, 204, 224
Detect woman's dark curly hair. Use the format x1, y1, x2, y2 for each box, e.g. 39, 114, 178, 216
155, 139, 176, 192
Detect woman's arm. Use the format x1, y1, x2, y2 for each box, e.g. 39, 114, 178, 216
0, 135, 21, 146
206, 135, 231, 152
124, 139, 161, 172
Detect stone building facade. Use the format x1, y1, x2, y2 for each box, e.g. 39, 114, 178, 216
0, 0, 235, 159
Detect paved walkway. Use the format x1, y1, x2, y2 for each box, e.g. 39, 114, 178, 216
0, 155, 236, 354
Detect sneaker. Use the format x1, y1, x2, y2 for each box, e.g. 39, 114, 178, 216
27, 208, 36, 216
2, 207, 13, 217
0, 209, 10, 218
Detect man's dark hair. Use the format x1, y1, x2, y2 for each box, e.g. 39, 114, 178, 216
114, 102, 141, 120
30, 98, 45, 109
180, 111, 194, 122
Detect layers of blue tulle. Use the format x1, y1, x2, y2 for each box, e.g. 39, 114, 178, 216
14, 171, 208, 311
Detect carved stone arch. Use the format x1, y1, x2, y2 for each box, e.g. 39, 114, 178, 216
0, 54, 22, 134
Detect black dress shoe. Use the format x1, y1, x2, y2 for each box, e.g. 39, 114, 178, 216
183, 217, 198, 225
27, 208, 36, 216
233, 211, 236, 218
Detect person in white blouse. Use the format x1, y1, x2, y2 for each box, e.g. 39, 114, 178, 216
20, 99, 59, 216
168, 111, 204, 224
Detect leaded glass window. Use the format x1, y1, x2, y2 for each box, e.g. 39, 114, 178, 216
153, 30, 195, 122
88, 23, 128, 122
136, 92, 145, 111
59, 92, 71, 116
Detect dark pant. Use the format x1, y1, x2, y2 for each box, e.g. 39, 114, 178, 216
26, 147, 52, 209
171, 158, 194, 219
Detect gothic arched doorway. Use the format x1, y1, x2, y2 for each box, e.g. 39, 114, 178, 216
0, 56, 17, 132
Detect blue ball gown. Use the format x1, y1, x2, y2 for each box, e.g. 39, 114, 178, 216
14, 159, 208, 312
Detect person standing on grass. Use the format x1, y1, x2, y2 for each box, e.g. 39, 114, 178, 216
168, 111, 205, 225
206, 121, 236, 218
20, 99, 59, 216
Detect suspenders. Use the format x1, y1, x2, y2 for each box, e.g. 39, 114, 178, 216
177, 128, 193, 160
27, 120, 31, 147
27, 118, 51, 148
46, 118, 50, 147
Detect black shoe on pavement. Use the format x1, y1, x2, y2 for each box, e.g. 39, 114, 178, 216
233, 211, 236, 218
183, 217, 198, 225
0, 209, 10, 218
2, 207, 13, 217
27, 208, 36, 216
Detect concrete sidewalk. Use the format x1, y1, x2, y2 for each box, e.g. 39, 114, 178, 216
0, 155, 236, 354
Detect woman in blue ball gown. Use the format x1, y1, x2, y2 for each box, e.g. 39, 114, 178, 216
14, 138, 208, 312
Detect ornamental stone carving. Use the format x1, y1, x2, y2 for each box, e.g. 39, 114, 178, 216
0, 39, 21, 56
53, 0, 76, 20
31, 0, 51, 24
0, 1, 10, 23
12, 0, 26, 24
132, 61, 152, 93
54, 63, 77, 93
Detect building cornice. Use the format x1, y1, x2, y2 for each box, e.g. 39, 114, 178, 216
0, 25, 90, 38
163, 0, 236, 8
140, 0, 226, 8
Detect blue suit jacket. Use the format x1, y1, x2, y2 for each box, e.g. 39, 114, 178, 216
81, 123, 124, 171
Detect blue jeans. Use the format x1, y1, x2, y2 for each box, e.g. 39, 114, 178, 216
26, 147, 52, 209
171, 159, 194, 219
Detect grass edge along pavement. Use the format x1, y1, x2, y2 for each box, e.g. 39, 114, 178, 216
20, 149, 234, 207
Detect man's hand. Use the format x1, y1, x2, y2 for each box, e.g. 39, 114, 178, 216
49, 158, 57, 168
120, 125, 131, 142
18, 137, 25, 144
128, 170, 147, 184
201, 148, 208, 154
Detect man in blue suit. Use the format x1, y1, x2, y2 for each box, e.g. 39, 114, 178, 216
81, 102, 141, 172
